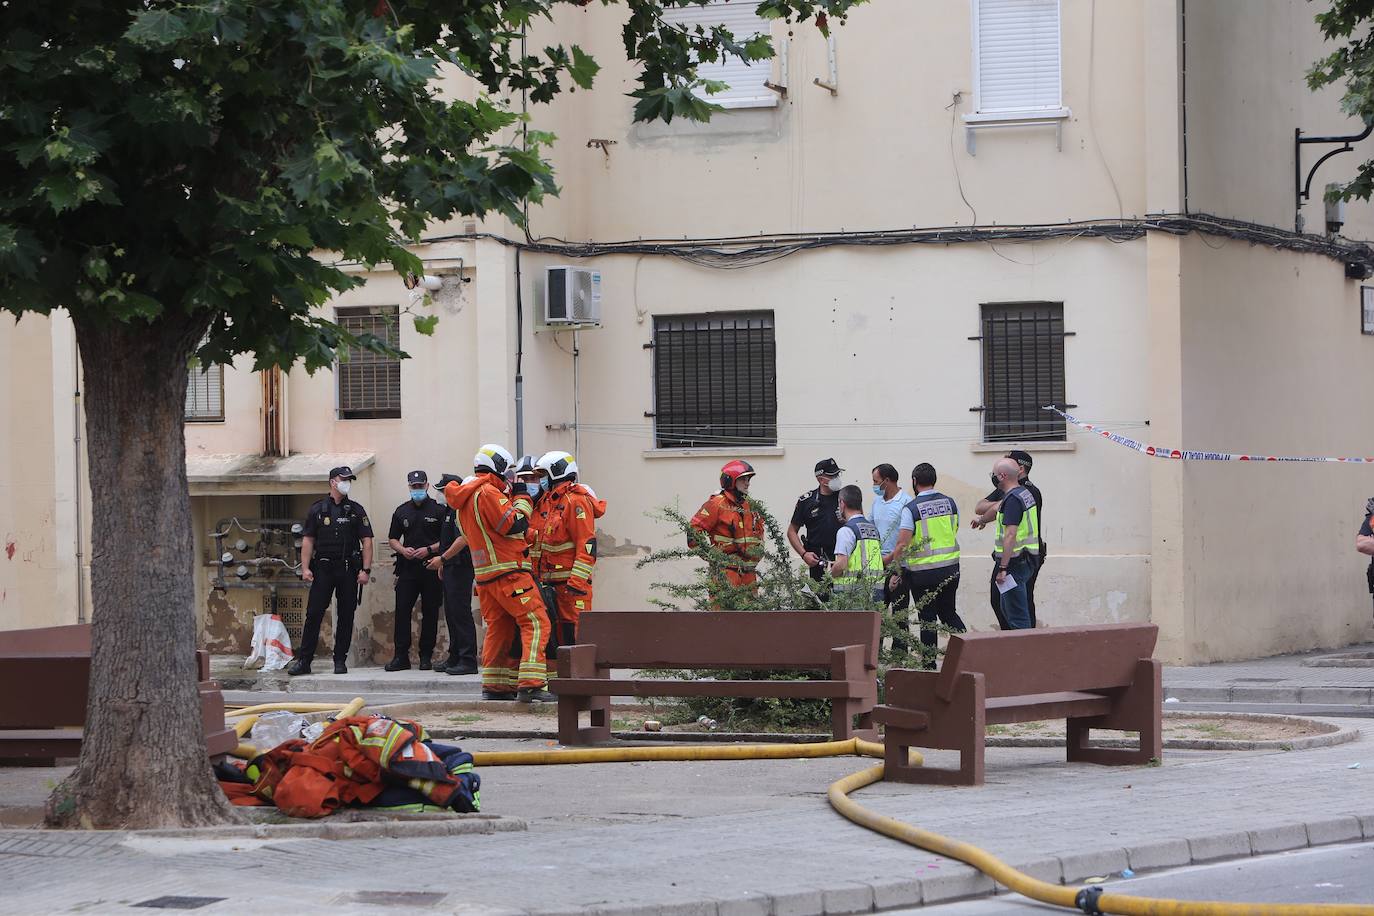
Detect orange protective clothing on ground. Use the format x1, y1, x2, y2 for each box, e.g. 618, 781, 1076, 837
532, 482, 606, 652
689, 491, 764, 591
445, 475, 548, 692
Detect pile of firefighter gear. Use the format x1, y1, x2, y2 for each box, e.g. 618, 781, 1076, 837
216, 713, 480, 817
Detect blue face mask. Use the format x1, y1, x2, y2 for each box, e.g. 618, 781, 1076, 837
540, 478, 551, 493
409, 489, 426, 504
525, 482, 541, 497
872, 484, 884, 496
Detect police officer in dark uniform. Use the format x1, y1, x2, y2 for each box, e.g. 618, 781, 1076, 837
288, 466, 374, 676
787, 458, 844, 602
384, 470, 446, 671
427, 473, 479, 675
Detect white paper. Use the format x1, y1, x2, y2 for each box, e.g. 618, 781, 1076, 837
995, 572, 1017, 594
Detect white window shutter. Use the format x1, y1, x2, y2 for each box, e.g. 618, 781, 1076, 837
975, 0, 1061, 114
661, 2, 776, 109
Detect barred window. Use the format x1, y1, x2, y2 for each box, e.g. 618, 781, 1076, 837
185, 349, 224, 422
978, 302, 1069, 442
652, 312, 777, 449
337, 305, 401, 420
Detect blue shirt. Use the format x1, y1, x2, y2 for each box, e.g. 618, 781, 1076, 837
871, 489, 912, 553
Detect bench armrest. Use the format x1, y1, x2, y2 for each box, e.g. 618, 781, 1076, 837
830, 644, 871, 680
556, 643, 601, 679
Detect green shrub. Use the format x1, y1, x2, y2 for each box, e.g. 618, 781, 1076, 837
635, 497, 959, 730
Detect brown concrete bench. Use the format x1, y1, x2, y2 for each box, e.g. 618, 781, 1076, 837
552, 610, 880, 745
0, 624, 238, 764
874, 623, 1162, 786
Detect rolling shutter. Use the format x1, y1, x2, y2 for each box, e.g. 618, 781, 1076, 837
661, 1, 775, 109
337, 306, 402, 420
975, 0, 1062, 113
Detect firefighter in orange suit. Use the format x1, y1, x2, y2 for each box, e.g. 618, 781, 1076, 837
443, 444, 554, 703
532, 451, 606, 649
689, 460, 765, 592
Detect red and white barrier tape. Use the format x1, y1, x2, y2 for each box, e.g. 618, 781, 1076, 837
1046, 407, 1374, 464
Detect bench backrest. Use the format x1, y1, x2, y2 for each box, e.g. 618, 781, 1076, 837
0, 623, 92, 654
577, 611, 880, 670
932, 624, 1158, 701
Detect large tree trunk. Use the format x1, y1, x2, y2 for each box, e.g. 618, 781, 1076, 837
47, 314, 240, 829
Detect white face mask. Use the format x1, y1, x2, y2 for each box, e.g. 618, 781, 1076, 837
827, 474, 843, 490
337, 480, 352, 496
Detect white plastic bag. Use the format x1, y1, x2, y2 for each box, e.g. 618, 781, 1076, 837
245, 613, 294, 671
250, 710, 307, 749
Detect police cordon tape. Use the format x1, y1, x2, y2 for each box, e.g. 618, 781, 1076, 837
1047, 407, 1374, 464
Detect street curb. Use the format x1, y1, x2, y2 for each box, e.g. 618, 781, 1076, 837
516, 812, 1374, 914
1165, 684, 1374, 705
0, 812, 525, 844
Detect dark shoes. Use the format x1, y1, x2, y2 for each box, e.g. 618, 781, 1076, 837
481, 690, 517, 701
334, 660, 348, 675
418, 657, 433, 671
516, 687, 557, 704
286, 659, 311, 677
435, 657, 478, 676
384, 657, 411, 672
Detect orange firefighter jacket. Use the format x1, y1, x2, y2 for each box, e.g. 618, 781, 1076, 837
689, 491, 764, 572
534, 482, 606, 588
444, 475, 534, 584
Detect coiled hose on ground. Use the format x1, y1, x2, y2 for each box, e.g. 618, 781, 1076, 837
223, 704, 1373, 914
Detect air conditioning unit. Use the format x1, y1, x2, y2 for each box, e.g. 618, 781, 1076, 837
544, 266, 602, 325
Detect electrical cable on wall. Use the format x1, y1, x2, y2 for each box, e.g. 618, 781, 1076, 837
409, 213, 1374, 273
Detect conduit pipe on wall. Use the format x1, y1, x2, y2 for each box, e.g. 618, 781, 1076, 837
72, 341, 86, 624
515, 248, 525, 457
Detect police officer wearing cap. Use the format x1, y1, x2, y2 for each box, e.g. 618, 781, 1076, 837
384, 470, 445, 671
787, 458, 844, 601
288, 466, 374, 676
972, 450, 1045, 628
427, 473, 479, 675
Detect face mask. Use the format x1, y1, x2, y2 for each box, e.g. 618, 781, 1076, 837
540, 478, 551, 493
409, 489, 426, 503
871, 484, 884, 496
835, 506, 844, 522
989, 473, 1001, 489
525, 482, 541, 497
337, 480, 352, 496
828, 475, 842, 490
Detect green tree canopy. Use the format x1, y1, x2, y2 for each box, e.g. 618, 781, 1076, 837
0, 0, 869, 830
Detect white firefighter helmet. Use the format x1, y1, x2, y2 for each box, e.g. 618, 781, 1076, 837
473, 444, 514, 476
536, 450, 578, 483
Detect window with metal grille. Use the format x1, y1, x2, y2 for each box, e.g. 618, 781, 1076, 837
184, 350, 224, 423
336, 306, 401, 420
973, 0, 1062, 114
652, 312, 777, 449
976, 302, 1070, 442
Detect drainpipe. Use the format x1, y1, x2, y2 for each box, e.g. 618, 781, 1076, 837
72, 343, 86, 623
515, 248, 525, 456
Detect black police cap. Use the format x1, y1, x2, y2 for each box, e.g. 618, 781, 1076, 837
407, 469, 428, 486
814, 458, 842, 476
329, 466, 356, 480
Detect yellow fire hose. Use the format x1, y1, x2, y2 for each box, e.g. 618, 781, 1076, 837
469, 734, 1374, 915
223, 700, 1372, 915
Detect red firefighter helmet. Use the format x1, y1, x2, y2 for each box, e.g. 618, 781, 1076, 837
719, 459, 756, 492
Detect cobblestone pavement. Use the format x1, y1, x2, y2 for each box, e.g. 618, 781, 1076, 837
3, 726, 1371, 915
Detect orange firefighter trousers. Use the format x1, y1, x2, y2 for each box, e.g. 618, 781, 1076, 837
478, 573, 550, 693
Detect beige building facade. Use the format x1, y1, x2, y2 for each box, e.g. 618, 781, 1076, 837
4, 0, 1374, 663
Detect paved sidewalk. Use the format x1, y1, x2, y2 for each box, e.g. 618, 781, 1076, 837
218, 643, 1374, 710
3, 725, 1371, 914
1163, 642, 1374, 706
